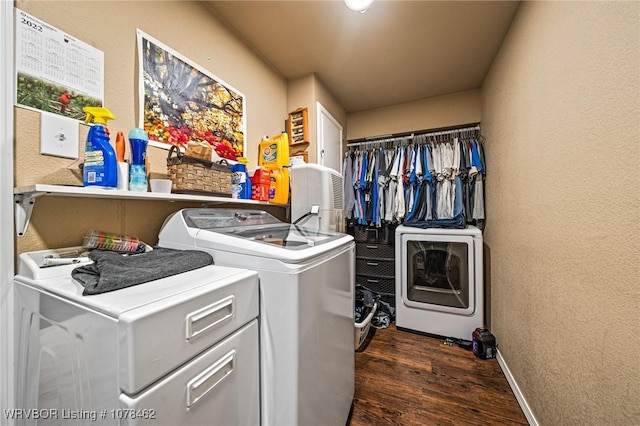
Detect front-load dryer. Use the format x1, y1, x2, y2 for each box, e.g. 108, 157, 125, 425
395, 225, 484, 340
14, 247, 260, 425
158, 208, 355, 426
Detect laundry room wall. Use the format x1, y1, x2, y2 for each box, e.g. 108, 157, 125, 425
345, 89, 481, 140
13, 0, 288, 253
481, 1, 640, 424
287, 73, 317, 162
288, 74, 316, 126
287, 73, 346, 164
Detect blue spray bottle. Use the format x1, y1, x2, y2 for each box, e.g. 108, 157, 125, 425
82, 107, 117, 188
128, 128, 149, 192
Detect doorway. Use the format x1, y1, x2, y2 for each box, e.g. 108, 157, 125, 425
316, 102, 343, 174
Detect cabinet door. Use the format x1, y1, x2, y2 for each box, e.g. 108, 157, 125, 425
316, 102, 342, 173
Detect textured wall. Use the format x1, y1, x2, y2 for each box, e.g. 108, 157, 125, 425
14, 1, 287, 253
482, 1, 640, 424
287, 73, 346, 164
287, 74, 318, 162
346, 89, 481, 140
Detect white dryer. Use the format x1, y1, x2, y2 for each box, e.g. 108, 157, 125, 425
158, 208, 355, 426
14, 247, 260, 425
395, 225, 484, 341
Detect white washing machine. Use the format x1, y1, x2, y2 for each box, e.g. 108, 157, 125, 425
158, 208, 355, 426
14, 247, 260, 425
395, 225, 484, 341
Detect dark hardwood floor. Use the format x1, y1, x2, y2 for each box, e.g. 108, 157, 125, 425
349, 324, 528, 426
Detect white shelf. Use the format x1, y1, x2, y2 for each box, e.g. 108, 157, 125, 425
14, 184, 283, 236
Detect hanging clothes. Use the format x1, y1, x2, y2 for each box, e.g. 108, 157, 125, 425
343, 125, 486, 230
385, 148, 397, 223
365, 150, 377, 224
357, 150, 369, 225
384, 149, 397, 223
470, 138, 486, 222
343, 152, 355, 220
375, 148, 388, 227
404, 145, 418, 222
390, 146, 405, 221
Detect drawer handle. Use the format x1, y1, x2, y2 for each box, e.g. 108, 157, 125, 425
366, 262, 379, 266
186, 295, 235, 341
367, 279, 380, 284
187, 350, 235, 408
366, 245, 379, 249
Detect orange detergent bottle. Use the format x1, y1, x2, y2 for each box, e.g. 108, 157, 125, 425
258, 132, 290, 204
268, 168, 289, 204
258, 132, 290, 169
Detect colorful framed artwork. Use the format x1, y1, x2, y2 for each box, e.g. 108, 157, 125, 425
137, 29, 246, 160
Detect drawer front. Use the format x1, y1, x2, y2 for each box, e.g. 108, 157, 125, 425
356, 242, 395, 260
118, 269, 259, 395
350, 225, 397, 244
355, 258, 395, 277
356, 274, 395, 297
120, 320, 259, 426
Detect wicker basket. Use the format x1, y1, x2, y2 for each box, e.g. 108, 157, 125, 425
167, 145, 232, 197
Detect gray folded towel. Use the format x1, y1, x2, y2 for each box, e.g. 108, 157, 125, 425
72, 248, 214, 295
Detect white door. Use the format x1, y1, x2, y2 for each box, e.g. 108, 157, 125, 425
316, 102, 342, 174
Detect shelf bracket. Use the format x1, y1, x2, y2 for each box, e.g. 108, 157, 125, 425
14, 192, 43, 236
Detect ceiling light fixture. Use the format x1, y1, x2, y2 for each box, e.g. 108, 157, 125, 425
344, 0, 374, 13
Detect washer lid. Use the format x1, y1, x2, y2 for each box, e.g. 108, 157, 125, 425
179, 208, 351, 260
210, 223, 342, 249
182, 208, 282, 229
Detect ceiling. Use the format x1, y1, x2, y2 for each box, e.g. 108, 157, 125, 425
205, 1, 520, 113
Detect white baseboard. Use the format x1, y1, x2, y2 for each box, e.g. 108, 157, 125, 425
496, 349, 539, 426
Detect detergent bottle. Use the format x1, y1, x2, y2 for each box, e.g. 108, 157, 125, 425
114, 131, 129, 190
128, 128, 149, 192
259, 132, 290, 204
82, 106, 117, 188
268, 167, 289, 204
258, 132, 290, 169
231, 157, 252, 199
250, 167, 271, 201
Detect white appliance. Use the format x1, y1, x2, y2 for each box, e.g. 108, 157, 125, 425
14, 247, 260, 425
158, 208, 355, 426
395, 225, 484, 340
290, 163, 344, 233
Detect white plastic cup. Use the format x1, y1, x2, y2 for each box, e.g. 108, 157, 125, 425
150, 179, 172, 193
117, 162, 129, 191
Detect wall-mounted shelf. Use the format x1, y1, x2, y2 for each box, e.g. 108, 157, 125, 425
287, 107, 310, 162
13, 184, 283, 236
287, 108, 309, 145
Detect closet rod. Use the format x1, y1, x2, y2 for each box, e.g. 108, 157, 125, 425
347, 123, 480, 147
346, 133, 414, 148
